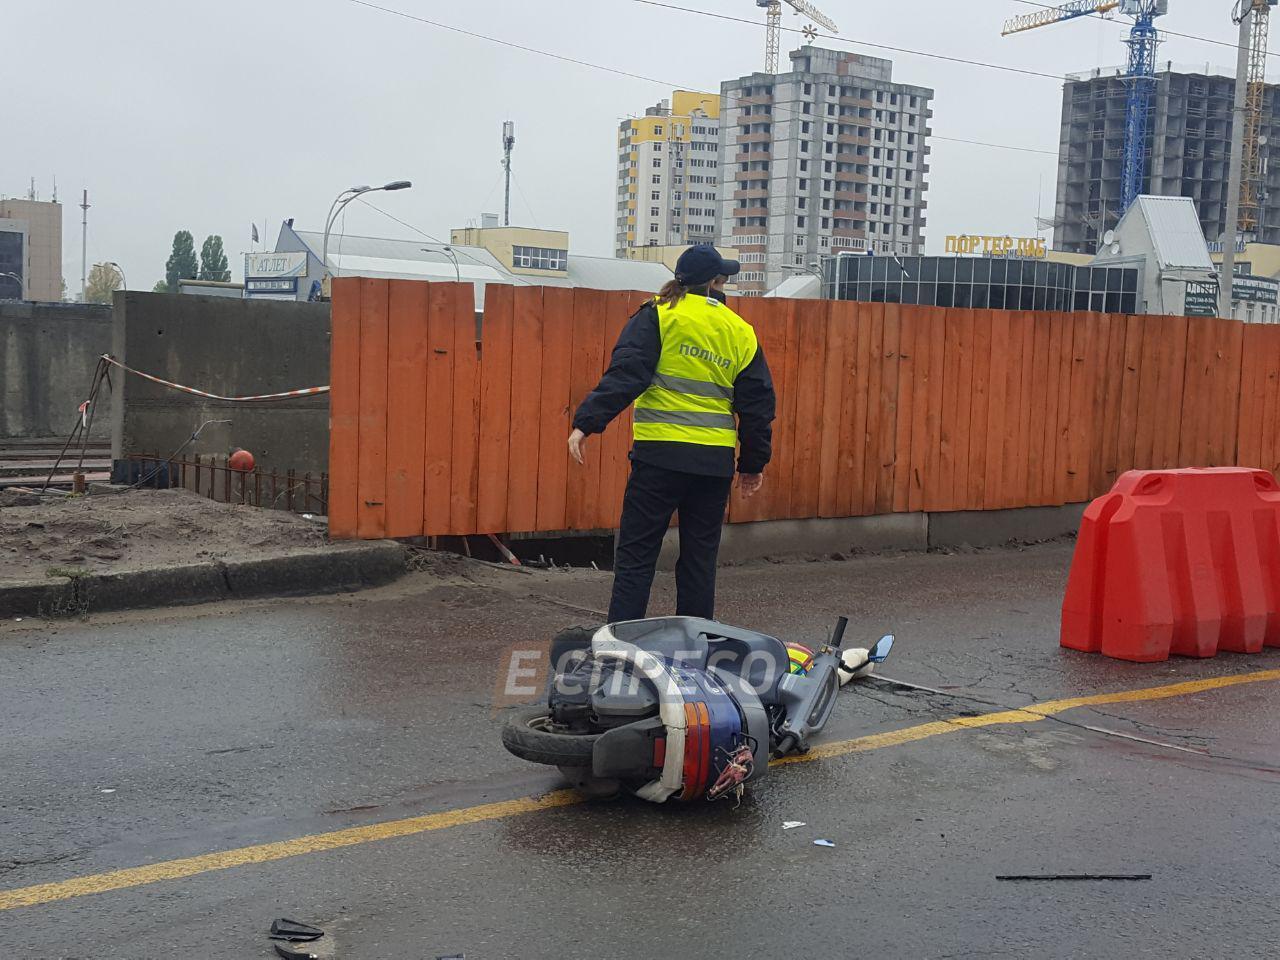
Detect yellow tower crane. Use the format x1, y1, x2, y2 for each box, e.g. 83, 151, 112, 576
1237, 0, 1277, 237
756, 0, 839, 74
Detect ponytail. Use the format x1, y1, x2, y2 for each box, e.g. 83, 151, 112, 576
653, 278, 712, 308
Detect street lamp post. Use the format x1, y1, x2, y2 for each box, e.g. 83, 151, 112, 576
107, 261, 128, 291
0, 271, 22, 300
321, 180, 412, 284
422, 245, 461, 282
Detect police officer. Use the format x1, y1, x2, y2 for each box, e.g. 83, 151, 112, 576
568, 245, 776, 623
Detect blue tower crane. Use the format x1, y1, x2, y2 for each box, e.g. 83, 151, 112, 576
1003, 1, 1169, 216
1119, 2, 1168, 213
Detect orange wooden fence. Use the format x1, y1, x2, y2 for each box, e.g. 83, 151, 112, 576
328, 277, 1277, 540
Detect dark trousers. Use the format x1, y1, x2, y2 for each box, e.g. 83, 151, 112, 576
608, 460, 734, 623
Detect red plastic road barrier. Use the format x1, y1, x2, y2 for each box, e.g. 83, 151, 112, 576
1061, 468, 1280, 662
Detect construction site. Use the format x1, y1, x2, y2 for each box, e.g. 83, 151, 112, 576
5, 2, 1280, 959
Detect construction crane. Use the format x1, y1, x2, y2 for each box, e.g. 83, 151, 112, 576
1002, 1, 1168, 216
757, 0, 838, 74
1235, 0, 1277, 237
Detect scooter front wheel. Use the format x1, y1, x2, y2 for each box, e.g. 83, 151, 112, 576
501, 706, 600, 767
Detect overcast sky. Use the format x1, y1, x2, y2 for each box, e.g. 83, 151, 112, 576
1, 0, 1257, 292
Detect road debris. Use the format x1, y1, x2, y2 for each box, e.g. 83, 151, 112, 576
996, 874, 1152, 882
273, 944, 317, 960
813, 839, 835, 847
269, 918, 325, 942
782, 821, 806, 830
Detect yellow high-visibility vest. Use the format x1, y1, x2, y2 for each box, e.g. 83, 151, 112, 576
633, 294, 758, 448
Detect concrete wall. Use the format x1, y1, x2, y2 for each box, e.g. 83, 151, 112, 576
111, 291, 331, 473
0, 301, 113, 438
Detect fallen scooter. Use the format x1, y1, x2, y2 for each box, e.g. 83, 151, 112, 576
501, 616, 894, 802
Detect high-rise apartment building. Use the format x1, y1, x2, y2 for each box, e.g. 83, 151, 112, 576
719, 48, 933, 295
615, 91, 722, 256
1053, 66, 1280, 254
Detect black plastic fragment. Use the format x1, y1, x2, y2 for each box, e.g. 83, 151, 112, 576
996, 874, 1152, 881
269, 918, 324, 942
274, 944, 317, 960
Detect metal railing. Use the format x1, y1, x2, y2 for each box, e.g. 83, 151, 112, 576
125, 453, 328, 516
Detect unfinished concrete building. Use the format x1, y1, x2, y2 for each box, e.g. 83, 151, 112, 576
1054, 66, 1280, 254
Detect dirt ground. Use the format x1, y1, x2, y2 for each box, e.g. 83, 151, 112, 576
0, 488, 328, 581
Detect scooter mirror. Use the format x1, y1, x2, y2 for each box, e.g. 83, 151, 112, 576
868, 634, 895, 662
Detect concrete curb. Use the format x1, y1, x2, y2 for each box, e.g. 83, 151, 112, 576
0, 541, 406, 619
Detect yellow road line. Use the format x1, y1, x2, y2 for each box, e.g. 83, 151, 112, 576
3, 668, 1278, 913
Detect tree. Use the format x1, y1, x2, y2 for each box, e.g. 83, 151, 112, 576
84, 262, 122, 304
165, 230, 199, 292
152, 280, 170, 293
199, 235, 230, 282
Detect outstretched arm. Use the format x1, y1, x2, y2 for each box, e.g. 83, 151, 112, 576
571, 303, 661, 436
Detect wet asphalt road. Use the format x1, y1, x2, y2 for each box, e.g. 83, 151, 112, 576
1, 543, 1278, 959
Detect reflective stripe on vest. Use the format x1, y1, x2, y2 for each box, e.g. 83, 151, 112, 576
633, 295, 758, 448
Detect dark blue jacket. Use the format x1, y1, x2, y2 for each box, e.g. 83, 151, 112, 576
572, 297, 776, 478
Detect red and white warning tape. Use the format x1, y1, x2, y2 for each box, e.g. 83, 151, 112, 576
100, 355, 330, 403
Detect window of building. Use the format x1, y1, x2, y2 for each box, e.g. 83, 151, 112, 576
873, 147, 881, 159
796, 234, 806, 248
650, 207, 659, 216
906, 151, 914, 163
801, 141, 809, 153
649, 224, 659, 233
823, 161, 833, 172
872, 165, 881, 177
876, 91, 884, 103
797, 216, 807, 228
653, 125, 663, 135
905, 170, 913, 181
799, 178, 808, 190
801, 120, 811, 134
803, 102, 811, 114
875, 110, 883, 122
828, 84, 837, 97
887, 150, 896, 162
798, 197, 807, 209
822, 197, 831, 210
799, 158, 809, 172
889, 112, 897, 123
910, 95, 918, 108
821, 217, 830, 229
888, 131, 896, 143
652, 158, 662, 168
675, 174, 684, 184
905, 187, 914, 200
651, 191, 660, 200
653, 143, 662, 152
823, 178, 832, 191
825, 142, 834, 154
870, 184, 879, 196
826, 122, 835, 135
513, 245, 568, 270
870, 202, 879, 214
826, 103, 836, 116
907, 132, 916, 145
890, 93, 898, 105
652, 174, 661, 184
803, 82, 813, 95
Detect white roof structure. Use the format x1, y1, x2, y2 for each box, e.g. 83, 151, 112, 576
1125, 196, 1214, 271
287, 229, 671, 309
763, 274, 821, 299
